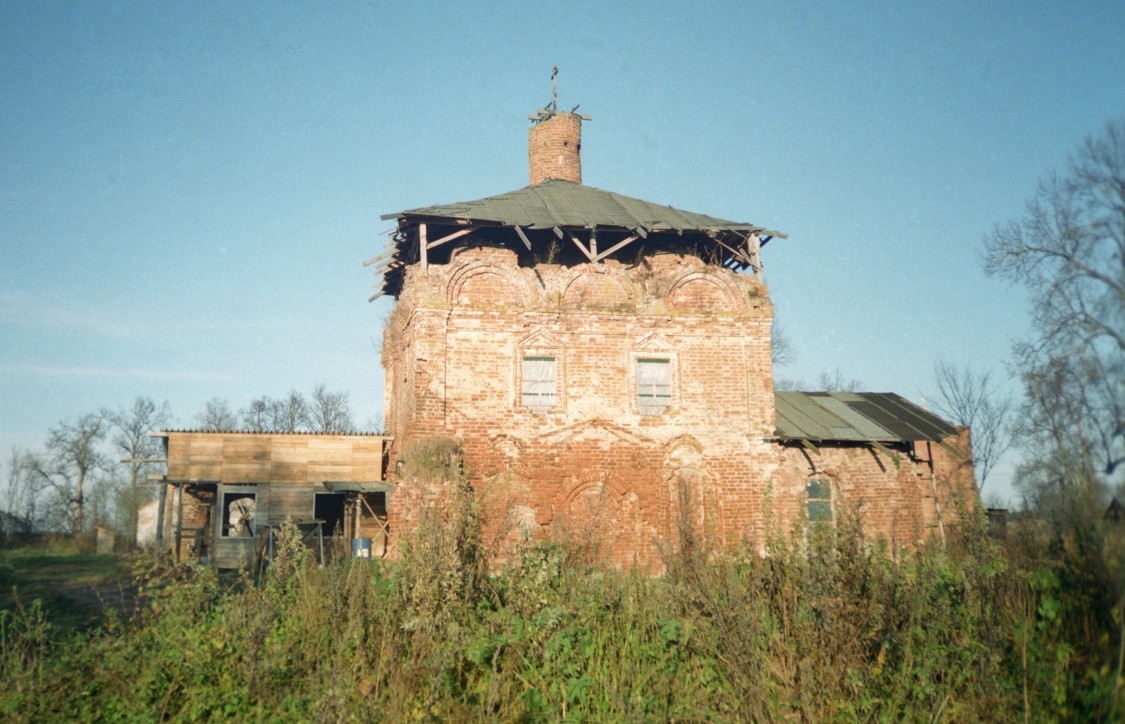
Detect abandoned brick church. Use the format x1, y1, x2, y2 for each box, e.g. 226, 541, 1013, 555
370, 106, 977, 567
153, 103, 975, 568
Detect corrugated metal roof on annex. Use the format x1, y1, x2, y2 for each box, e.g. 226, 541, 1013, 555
774, 392, 958, 443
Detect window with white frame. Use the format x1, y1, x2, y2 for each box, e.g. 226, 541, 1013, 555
636, 358, 672, 415
522, 355, 558, 411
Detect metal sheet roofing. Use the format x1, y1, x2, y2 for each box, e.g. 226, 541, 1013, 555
382, 179, 785, 237
774, 392, 958, 443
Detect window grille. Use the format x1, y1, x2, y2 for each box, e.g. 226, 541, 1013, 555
637, 358, 672, 415
522, 356, 557, 410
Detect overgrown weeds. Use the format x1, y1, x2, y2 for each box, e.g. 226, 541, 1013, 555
0, 495, 1122, 720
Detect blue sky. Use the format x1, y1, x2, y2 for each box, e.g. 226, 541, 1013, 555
2, 1, 1123, 504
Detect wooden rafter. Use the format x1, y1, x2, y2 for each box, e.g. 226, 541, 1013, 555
710, 236, 752, 267
593, 234, 639, 262
514, 225, 532, 250
363, 246, 397, 267
800, 439, 821, 456
869, 441, 902, 468
419, 223, 428, 271
567, 231, 595, 262
426, 227, 475, 250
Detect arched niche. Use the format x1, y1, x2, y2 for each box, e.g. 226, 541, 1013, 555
560, 269, 635, 312
665, 271, 743, 313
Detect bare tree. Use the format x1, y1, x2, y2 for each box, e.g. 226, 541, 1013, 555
196, 397, 238, 431
771, 319, 795, 368
26, 413, 108, 534
985, 118, 1125, 488
307, 384, 355, 433
241, 397, 271, 431
815, 369, 864, 392
104, 397, 171, 542
268, 390, 309, 433
930, 361, 1013, 490
3, 448, 39, 536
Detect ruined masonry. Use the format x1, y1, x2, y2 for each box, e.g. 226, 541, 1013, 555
373, 107, 977, 568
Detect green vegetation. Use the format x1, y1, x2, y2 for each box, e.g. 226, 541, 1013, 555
0, 542, 129, 634
1, 502, 1121, 722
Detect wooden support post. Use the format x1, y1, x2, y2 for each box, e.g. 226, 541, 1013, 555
174, 484, 184, 561
748, 233, 761, 273
419, 223, 428, 271
567, 232, 595, 262
156, 480, 167, 544
589, 227, 598, 258
593, 234, 639, 262
514, 225, 533, 250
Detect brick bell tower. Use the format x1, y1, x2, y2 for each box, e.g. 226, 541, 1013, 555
372, 86, 785, 568
528, 110, 583, 185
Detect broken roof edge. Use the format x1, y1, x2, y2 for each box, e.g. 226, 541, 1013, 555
380, 179, 787, 239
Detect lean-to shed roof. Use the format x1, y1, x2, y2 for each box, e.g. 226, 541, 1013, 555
774, 391, 959, 443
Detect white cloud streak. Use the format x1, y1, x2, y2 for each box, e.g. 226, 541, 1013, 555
0, 364, 236, 382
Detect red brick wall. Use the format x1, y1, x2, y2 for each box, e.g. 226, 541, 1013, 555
771, 430, 976, 548
382, 245, 978, 566
529, 113, 582, 185
384, 246, 776, 567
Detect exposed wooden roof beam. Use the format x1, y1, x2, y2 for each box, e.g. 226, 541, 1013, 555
567, 231, 595, 262
426, 227, 475, 250
514, 225, 532, 250
363, 247, 397, 267
869, 441, 902, 468
710, 236, 752, 267
593, 234, 639, 262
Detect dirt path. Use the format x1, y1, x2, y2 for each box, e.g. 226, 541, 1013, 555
1, 550, 149, 631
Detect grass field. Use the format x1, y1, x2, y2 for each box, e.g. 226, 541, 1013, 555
1, 506, 1122, 721
0, 542, 135, 633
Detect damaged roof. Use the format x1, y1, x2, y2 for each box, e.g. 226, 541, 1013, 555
381, 179, 786, 238
774, 391, 959, 443
371, 179, 786, 300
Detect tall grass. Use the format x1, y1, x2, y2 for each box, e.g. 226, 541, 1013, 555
1, 495, 1122, 720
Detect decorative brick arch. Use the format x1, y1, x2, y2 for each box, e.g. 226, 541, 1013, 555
560, 476, 630, 506
663, 436, 720, 541
446, 262, 531, 309
665, 270, 744, 313
664, 435, 705, 469
560, 269, 635, 312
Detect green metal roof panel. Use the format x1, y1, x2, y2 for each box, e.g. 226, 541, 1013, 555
848, 394, 959, 441
774, 391, 958, 443
811, 394, 897, 439
387, 179, 785, 237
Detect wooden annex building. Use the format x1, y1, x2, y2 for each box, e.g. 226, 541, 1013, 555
152, 431, 392, 568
